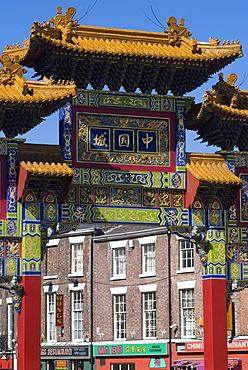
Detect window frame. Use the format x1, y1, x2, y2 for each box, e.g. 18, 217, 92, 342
113, 294, 126, 340
71, 243, 84, 277
142, 291, 156, 339
7, 302, 13, 349
46, 293, 57, 342
111, 364, 135, 370
178, 239, 195, 273
180, 288, 195, 338
71, 290, 84, 342
141, 243, 156, 277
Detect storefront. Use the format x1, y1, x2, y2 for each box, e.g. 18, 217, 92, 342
41, 344, 91, 370
94, 341, 168, 370
172, 340, 245, 369
0, 358, 12, 369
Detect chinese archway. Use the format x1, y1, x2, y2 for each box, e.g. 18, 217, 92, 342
0, 7, 246, 370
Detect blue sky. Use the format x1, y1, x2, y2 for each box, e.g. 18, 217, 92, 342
1, 0, 248, 153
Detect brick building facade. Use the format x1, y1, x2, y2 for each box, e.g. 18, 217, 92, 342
40, 224, 206, 370
1, 223, 247, 369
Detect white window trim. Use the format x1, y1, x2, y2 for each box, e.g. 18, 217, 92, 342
110, 287, 127, 295
110, 240, 128, 248
138, 235, 157, 245
46, 293, 57, 343
139, 272, 156, 278
179, 288, 195, 339
6, 297, 12, 304
7, 303, 13, 349
69, 236, 85, 244
43, 285, 59, 293
113, 294, 126, 341
139, 242, 156, 277
71, 290, 84, 343
139, 284, 157, 292
46, 238, 60, 247
142, 291, 157, 339
68, 283, 85, 291
177, 267, 195, 274
43, 275, 58, 280
111, 243, 127, 280
70, 240, 84, 277
177, 238, 195, 274
177, 281, 196, 290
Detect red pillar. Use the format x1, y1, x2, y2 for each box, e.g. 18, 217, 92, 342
18, 275, 41, 370
203, 278, 228, 370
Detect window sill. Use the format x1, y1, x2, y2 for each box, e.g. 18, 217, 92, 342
68, 273, 84, 278
139, 272, 156, 278
114, 338, 127, 341
43, 275, 58, 280
110, 275, 126, 281
143, 337, 157, 340
176, 268, 195, 274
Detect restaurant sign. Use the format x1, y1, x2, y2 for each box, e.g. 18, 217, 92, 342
94, 343, 167, 356
56, 294, 64, 326
185, 340, 248, 352
41, 346, 89, 357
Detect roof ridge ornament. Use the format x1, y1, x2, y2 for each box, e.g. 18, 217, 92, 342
30, 6, 78, 44
0, 54, 28, 86
165, 16, 192, 46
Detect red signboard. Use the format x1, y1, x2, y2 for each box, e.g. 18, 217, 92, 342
185, 340, 248, 352
56, 360, 67, 369
56, 294, 64, 326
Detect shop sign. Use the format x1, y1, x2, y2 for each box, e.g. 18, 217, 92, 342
149, 357, 166, 368
94, 343, 167, 356
56, 294, 64, 326
55, 360, 68, 370
185, 340, 248, 352
41, 347, 89, 357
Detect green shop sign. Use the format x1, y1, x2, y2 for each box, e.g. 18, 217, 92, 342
94, 343, 167, 356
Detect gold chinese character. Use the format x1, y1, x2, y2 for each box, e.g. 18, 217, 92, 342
93, 132, 108, 148
118, 134, 130, 147
142, 133, 153, 149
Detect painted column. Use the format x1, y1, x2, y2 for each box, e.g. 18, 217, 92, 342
18, 220, 42, 370
202, 227, 228, 370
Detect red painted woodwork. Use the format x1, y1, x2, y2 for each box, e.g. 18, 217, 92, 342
203, 278, 228, 370
185, 170, 199, 208
18, 276, 41, 370
17, 166, 28, 201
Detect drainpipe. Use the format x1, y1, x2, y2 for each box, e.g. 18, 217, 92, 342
90, 228, 103, 370
90, 232, 94, 370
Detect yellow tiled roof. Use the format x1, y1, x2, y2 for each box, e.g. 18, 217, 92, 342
186, 153, 243, 185
22, 25, 242, 63
20, 161, 74, 177
197, 101, 248, 121
0, 75, 76, 104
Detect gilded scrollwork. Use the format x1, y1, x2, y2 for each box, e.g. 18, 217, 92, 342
110, 188, 140, 206
226, 244, 237, 261
95, 187, 108, 205
172, 190, 183, 208
158, 190, 170, 207
143, 189, 156, 207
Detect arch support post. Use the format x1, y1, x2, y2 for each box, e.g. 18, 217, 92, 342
202, 229, 228, 370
